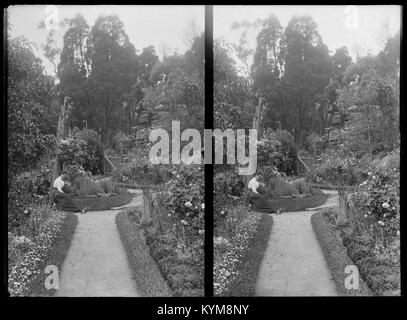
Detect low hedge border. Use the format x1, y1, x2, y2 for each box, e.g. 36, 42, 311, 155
25, 212, 78, 297
115, 210, 172, 297
222, 213, 273, 296
311, 211, 372, 296
308, 183, 357, 191
144, 226, 204, 297
75, 192, 133, 211
268, 189, 328, 212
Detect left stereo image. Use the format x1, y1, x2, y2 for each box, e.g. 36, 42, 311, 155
7, 5, 205, 297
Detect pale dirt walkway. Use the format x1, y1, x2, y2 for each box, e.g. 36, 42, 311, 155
56, 190, 143, 297
255, 190, 339, 296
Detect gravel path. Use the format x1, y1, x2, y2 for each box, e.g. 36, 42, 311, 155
56, 190, 143, 297
255, 190, 339, 296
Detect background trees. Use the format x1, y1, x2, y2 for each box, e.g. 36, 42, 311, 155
8, 36, 58, 182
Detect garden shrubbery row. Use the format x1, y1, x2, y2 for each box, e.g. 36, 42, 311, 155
116, 210, 172, 296
315, 166, 400, 296
115, 164, 204, 296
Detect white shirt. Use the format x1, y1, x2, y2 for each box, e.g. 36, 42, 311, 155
248, 177, 260, 194
53, 176, 65, 193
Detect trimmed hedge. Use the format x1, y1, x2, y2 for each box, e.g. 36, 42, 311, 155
116, 210, 172, 296
75, 192, 133, 211
268, 189, 328, 212
223, 213, 273, 296
311, 211, 372, 296
25, 213, 78, 297
321, 207, 400, 296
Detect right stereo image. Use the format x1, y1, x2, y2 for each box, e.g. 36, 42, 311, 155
213, 5, 401, 297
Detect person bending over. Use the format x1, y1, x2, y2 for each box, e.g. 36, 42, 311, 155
53, 171, 87, 214
247, 174, 281, 214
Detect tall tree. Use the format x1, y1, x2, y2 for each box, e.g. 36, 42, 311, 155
57, 14, 92, 129
281, 15, 332, 143
86, 15, 140, 143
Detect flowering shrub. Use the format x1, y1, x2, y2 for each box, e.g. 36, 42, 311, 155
320, 166, 400, 295
65, 163, 89, 182
8, 172, 49, 233
59, 128, 104, 175
111, 145, 173, 185
305, 132, 325, 155
8, 206, 66, 296
258, 129, 297, 176
135, 165, 204, 296
161, 165, 204, 242
308, 152, 365, 186
348, 166, 399, 246
214, 168, 245, 233
112, 131, 133, 152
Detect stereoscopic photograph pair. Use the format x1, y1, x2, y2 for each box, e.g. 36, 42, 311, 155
6, 5, 400, 297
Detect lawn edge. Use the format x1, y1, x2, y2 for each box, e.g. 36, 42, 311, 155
26, 212, 78, 297
225, 213, 273, 296
115, 210, 172, 297
311, 211, 373, 296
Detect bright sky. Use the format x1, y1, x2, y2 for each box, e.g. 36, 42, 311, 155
8, 5, 401, 76
214, 5, 401, 68
7, 5, 204, 76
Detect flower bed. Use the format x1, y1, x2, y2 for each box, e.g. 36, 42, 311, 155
214, 210, 272, 296
8, 207, 77, 296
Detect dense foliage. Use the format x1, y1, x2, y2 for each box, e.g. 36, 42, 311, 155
8, 37, 57, 182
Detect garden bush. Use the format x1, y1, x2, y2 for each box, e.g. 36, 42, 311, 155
59, 128, 104, 176
305, 131, 325, 155
307, 152, 365, 186
318, 166, 400, 295
74, 176, 104, 197
257, 129, 298, 176
97, 178, 118, 194
348, 166, 399, 246
8, 172, 49, 233
267, 177, 298, 198
112, 131, 133, 152
129, 165, 205, 296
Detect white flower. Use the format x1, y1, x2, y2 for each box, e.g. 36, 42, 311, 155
185, 201, 192, 208
220, 210, 225, 215
378, 221, 385, 227
201, 203, 205, 209
181, 219, 188, 225
397, 230, 400, 236
382, 202, 390, 209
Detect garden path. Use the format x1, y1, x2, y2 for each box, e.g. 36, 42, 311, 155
56, 189, 143, 297
255, 190, 339, 296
